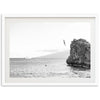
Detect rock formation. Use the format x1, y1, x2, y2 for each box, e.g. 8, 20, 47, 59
67, 39, 90, 69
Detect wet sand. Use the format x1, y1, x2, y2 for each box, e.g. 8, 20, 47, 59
10, 58, 90, 78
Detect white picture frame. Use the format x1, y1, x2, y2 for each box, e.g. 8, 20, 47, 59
1, 14, 98, 86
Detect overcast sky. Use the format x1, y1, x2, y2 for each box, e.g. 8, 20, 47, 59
6, 17, 91, 58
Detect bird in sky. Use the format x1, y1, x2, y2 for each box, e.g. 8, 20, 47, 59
63, 40, 66, 46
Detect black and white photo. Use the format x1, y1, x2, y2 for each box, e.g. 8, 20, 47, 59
1, 15, 97, 85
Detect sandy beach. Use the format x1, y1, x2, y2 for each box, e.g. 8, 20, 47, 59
10, 53, 90, 78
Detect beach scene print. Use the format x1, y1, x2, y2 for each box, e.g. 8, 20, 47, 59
6, 17, 91, 78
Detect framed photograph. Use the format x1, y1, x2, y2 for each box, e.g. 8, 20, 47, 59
1, 14, 98, 86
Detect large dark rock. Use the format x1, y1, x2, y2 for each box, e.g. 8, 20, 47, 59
67, 39, 90, 69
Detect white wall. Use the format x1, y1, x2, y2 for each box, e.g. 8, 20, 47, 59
0, 0, 100, 100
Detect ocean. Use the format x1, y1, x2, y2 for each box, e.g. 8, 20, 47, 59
10, 58, 90, 78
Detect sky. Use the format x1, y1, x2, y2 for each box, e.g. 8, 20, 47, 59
5, 17, 91, 58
